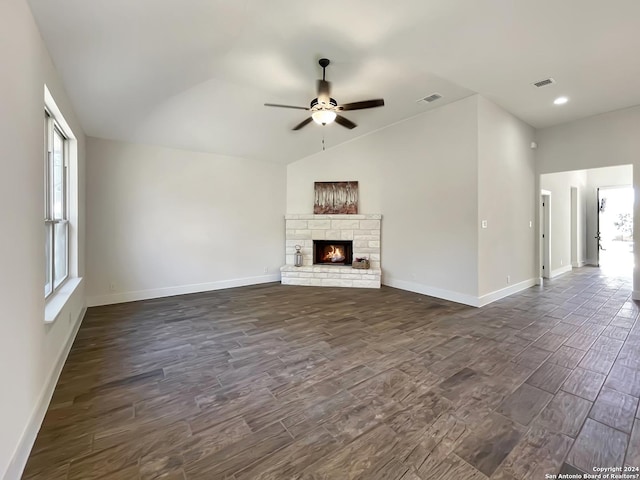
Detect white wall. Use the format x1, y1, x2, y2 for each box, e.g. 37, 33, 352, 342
477, 96, 537, 299
572, 185, 587, 267
86, 138, 286, 305
540, 170, 587, 275
584, 165, 633, 264
0, 0, 86, 478
536, 105, 640, 298
288, 96, 480, 304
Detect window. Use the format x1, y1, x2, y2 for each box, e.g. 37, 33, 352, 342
43, 86, 80, 322
44, 110, 69, 297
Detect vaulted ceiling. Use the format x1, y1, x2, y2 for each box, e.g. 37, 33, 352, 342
27, 0, 640, 163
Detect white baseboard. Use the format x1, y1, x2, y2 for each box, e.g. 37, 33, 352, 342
633, 290, 640, 301
536, 277, 544, 286
571, 260, 586, 268
384, 277, 539, 308
3, 307, 86, 480
585, 258, 598, 266
550, 265, 573, 278
477, 278, 538, 307
383, 277, 479, 307
86, 274, 281, 307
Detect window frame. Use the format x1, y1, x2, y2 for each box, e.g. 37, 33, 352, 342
44, 108, 70, 298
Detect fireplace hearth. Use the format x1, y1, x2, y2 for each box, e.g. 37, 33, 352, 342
313, 240, 353, 265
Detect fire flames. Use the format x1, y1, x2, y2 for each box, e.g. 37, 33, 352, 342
323, 246, 345, 263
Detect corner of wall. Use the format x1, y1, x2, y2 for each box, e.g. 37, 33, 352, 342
476, 278, 538, 307
476, 96, 536, 298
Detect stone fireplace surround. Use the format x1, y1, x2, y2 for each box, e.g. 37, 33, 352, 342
281, 214, 381, 288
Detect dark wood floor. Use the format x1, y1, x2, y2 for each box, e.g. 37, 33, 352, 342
23, 268, 639, 479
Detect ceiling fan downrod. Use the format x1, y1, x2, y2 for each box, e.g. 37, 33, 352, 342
319, 58, 330, 81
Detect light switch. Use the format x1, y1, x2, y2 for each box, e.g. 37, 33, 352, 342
481, 220, 488, 229
529, 221, 533, 228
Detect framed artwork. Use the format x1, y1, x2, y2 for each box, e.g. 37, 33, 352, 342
314, 181, 358, 214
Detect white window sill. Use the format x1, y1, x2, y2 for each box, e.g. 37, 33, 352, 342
45, 277, 83, 324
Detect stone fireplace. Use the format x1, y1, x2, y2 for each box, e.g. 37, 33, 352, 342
280, 214, 381, 288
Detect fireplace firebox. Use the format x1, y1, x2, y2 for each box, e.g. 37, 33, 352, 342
313, 240, 353, 265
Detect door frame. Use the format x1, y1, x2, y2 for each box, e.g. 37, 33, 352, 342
596, 187, 601, 267
541, 190, 551, 280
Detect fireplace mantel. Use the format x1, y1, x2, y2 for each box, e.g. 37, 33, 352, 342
281, 214, 381, 288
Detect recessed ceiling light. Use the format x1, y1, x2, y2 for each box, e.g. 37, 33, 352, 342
553, 96, 569, 105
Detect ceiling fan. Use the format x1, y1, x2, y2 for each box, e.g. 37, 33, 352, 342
264, 58, 385, 131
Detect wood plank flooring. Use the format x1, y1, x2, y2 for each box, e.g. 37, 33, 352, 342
23, 267, 640, 479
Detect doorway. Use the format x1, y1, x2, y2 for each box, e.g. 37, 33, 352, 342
596, 186, 634, 276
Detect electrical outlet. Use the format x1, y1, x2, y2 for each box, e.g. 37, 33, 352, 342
529, 220, 533, 228
560, 259, 563, 266
507, 275, 511, 284
481, 220, 488, 229
263, 267, 268, 273
109, 282, 116, 292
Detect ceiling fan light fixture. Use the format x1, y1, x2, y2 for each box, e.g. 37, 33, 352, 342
311, 110, 337, 125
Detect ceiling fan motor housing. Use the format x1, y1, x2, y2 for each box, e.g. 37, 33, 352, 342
310, 98, 337, 110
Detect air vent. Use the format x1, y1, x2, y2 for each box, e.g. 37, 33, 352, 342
532, 78, 556, 88
418, 93, 443, 103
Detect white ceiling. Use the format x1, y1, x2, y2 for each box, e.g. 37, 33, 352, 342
27, 0, 640, 164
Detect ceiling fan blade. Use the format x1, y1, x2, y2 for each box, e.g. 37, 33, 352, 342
338, 99, 385, 111
264, 103, 309, 111
292, 117, 313, 131
334, 114, 357, 130
316, 80, 331, 104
